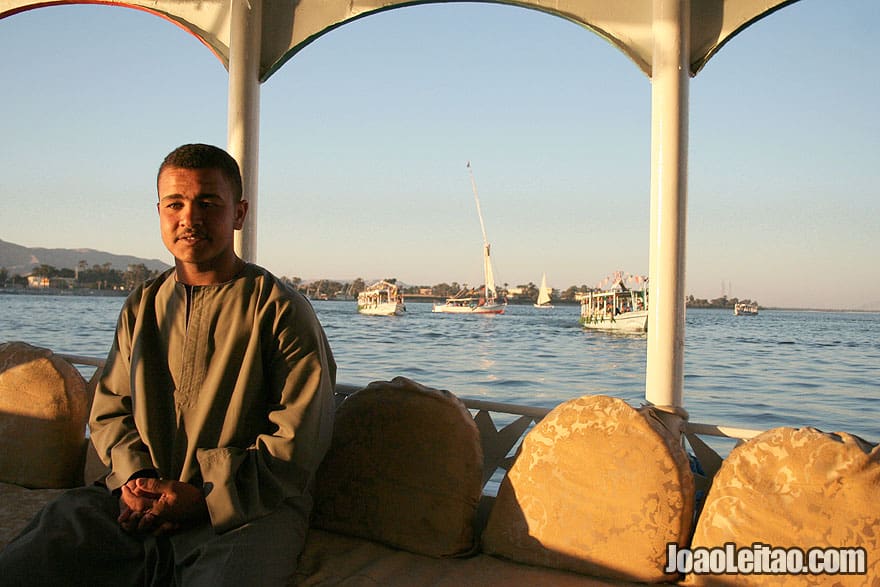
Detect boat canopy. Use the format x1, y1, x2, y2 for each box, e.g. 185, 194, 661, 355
0, 0, 800, 80
0, 0, 804, 415
365, 280, 397, 290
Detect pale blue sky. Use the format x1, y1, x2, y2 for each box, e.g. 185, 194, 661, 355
1, 1, 877, 309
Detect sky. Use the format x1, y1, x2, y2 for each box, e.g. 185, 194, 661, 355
0, 1, 877, 310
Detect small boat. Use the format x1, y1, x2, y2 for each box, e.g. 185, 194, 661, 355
579, 273, 648, 332
534, 273, 554, 309
734, 302, 758, 316
433, 163, 505, 315
357, 280, 406, 316
432, 291, 504, 315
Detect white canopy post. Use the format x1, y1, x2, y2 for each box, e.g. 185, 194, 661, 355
646, 0, 689, 413
228, 0, 263, 263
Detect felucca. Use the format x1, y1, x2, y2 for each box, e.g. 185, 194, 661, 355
534, 273, 554, 309
433, 163, 505, 315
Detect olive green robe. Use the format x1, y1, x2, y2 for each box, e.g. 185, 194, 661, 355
89, 263, 336, 534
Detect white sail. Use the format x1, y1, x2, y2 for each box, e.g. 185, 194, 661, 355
536, 273, 552, 306
433, 163, 505, 314
484, 243, 497, 302
469, 162, 498, 304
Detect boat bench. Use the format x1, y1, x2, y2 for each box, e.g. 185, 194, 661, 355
1, 341, 878, 585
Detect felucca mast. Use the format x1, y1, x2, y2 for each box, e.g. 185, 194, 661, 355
467, 162, 496, 302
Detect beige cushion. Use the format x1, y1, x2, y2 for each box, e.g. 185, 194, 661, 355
482, 395, 694, 583
686, 427, 880, 586
0, 341, 89, 488
311, 377, 483, 557
294, 528, 650, 587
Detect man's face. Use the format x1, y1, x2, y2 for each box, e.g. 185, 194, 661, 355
157, 166, 246, 270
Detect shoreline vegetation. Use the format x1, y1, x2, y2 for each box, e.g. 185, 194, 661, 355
0, 286, 873, 314
1, 262, 872, 313
0, 267, 735, 308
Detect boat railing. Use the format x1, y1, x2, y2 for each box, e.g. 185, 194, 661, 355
55, 353, 106, 368
59, 354, 765, 494
336, 381, 763, 496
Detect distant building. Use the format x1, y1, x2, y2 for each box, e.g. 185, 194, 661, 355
27, 275, 76, 289
27, 275, 50, 288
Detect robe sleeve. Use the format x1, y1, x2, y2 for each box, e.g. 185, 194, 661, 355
89, 291, 157, 492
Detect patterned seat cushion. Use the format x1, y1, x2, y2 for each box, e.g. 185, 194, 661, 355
481, 395, 694, 583
685, 427, 880, 586
311, 377, 483, 557
0, 342, 89, 488
293, 528, 652, 587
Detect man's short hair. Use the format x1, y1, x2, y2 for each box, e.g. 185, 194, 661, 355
158, 143, 244, 202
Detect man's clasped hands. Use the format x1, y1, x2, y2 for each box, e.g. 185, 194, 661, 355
118, 478, 209, 536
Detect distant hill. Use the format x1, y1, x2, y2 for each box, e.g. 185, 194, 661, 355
0, 239, 171, 275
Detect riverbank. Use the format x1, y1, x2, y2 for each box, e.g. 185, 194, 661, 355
3, 287, 876, 313
0, 287, 127, 297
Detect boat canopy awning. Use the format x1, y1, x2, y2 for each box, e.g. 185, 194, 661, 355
0, 0, 798, 81
365, 280, 398, 292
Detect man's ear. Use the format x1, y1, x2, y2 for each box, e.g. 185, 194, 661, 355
234, 200, 249, 230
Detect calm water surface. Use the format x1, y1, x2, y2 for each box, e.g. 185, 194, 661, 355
2, 293, 877, 451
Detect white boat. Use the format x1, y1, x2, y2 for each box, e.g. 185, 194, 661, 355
579, 273, 648, 333
431, 292, 504, 314
357, 280, 405, 316
533, 273, 554, 309
734, 302, 758, 316
433, 163, 505, 315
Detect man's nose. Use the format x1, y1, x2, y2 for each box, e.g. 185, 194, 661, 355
180, 203, 203, 226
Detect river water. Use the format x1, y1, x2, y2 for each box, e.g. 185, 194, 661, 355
1, 293, 877, 453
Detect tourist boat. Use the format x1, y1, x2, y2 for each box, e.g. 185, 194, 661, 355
432, 163, 505, 315
357, 280, 405, 316
734, 302, 758, 316
578, 273, 648, 333
533, 273, 553, 309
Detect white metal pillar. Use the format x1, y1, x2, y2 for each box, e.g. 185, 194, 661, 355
646, 0, 689, 412
228, 0, 262, 263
